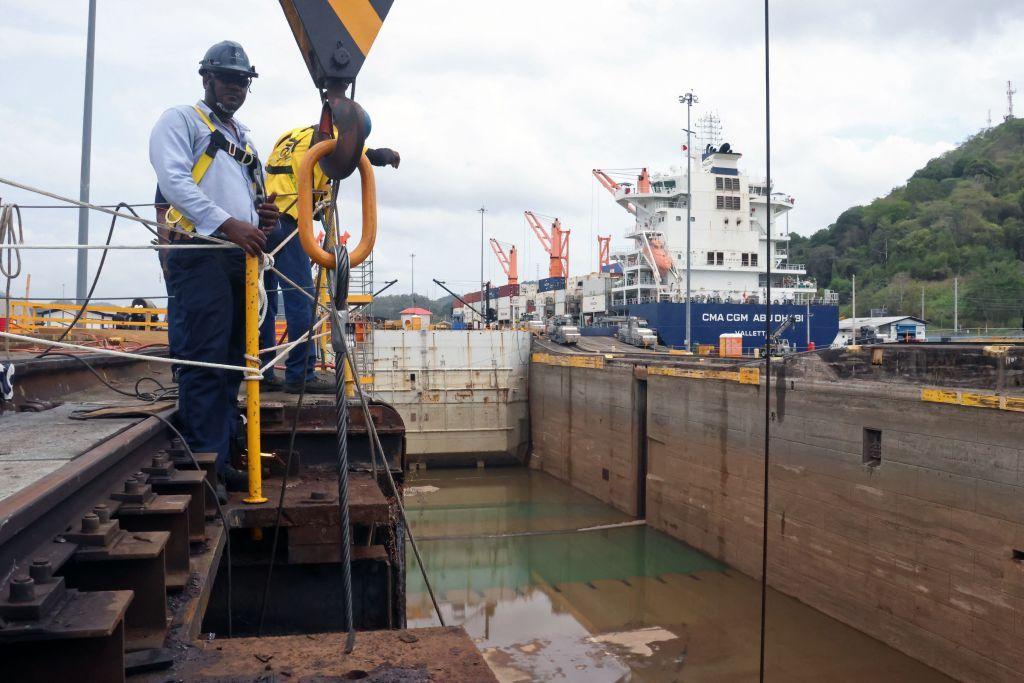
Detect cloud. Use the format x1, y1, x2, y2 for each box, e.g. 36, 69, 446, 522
0, 0, 1021, 301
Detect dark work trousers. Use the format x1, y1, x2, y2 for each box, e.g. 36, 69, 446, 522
258, 215, 317, 384
166, 246, 246, 471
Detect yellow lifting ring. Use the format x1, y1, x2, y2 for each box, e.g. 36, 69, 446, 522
296, 139, 377, 269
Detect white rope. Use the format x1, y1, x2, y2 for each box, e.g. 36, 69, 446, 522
0, 243, 232, 250
257, 253, 274, 325
0, 176, 235, 247
0, 331, 261, 378
259, 329, 330, 355
258, 315, 330, 374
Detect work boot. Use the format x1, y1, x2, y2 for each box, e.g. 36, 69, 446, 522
260, 375, 283, 392
284, 375, 335, 395
220, 466, 249, 492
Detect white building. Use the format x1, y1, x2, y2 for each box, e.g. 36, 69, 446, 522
399, 307, 432, 329
837, 315, 927, 343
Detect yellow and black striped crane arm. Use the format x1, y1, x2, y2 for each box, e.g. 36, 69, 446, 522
279, 0, 394, 88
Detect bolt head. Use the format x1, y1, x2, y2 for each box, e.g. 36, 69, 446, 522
9, 576, 35, 602
81, 512, 100, 532
29, 559, 52, 582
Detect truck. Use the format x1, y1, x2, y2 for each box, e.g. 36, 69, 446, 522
546, 315, 580, 345
617, 317, 658, 348
519, 312, 546, 336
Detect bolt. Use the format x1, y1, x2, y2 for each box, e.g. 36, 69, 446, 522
152, 454, 170, 468
125, 479, 146, 495
9, 577, 35, 602
29, 559, 52, 582
92, 504, 110, 522
310, 491, 328, 501
331, 46, 351, 68
81, 512, 100, 533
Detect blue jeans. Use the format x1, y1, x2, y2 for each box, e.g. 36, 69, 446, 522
165, 247, 245, 471
259, 215, 317, 384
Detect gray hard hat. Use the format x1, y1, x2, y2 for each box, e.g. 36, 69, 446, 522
199, 41, 258, 78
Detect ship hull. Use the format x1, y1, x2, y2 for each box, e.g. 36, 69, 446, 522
628, 301, 839, 352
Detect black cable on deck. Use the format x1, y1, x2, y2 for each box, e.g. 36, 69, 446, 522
759, 1, 773, 680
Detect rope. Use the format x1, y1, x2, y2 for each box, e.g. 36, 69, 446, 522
1, 202, 24, 358
0, 331, 260, 377
0, 176, 234, 247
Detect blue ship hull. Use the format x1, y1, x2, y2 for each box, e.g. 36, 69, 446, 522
628, 302, 839, 352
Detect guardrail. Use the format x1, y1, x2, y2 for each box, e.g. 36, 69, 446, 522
5, 301, 167, 333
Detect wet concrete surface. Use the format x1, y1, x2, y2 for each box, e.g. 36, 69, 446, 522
404, 467, 952, 682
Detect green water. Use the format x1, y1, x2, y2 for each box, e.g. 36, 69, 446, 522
404, 467, 950, 682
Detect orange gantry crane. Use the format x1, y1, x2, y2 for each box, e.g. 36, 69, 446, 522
524, 211, 569, 279
489, 238, 518, 285
597, 235, 611, 271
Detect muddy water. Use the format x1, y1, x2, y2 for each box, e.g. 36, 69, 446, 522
404, 467, 950, 682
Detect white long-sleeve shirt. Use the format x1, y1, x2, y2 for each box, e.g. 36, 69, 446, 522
149, 101, 262, 235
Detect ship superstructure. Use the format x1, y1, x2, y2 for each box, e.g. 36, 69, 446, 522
596, 140, 826, 309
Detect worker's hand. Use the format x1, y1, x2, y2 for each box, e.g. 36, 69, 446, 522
256, 193, 280, 233
218, 217, 266, 256
366, 148, 400, 169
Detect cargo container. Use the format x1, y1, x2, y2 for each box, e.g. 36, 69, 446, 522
538, 276, 566, 292
719, 333, 743, 358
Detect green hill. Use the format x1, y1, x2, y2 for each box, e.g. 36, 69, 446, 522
789, 118, 1024, 330
367, 293, 456, 321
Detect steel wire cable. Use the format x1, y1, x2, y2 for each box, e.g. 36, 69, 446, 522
759, 1, 773, 680
328, 244, 357, 653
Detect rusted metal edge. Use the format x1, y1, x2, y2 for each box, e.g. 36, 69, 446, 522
0, 409, 172, 585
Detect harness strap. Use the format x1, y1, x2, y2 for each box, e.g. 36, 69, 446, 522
165, 106, 263, 233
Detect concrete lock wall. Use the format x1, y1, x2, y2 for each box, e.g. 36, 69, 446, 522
529, 363, 644, 517
373, 330, 531, 465
529, 356, 1024, 681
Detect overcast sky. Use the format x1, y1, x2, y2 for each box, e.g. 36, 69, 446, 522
1, 1, 1021, 302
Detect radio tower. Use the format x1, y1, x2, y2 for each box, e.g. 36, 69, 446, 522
696, 111, 722, 148
1006, 81, 1016, 121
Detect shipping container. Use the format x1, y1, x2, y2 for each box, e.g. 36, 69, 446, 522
581, 294, 606, 313
538, 276, 566, 292
719, 333, 743, 358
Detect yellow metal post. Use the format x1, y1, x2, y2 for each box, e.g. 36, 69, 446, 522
243, 253, 267, 504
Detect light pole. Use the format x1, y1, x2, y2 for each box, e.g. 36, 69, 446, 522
678, 90, 698, 351
77, 0, 97, 303
410, 252, 416, 308
478, 207, 487, 327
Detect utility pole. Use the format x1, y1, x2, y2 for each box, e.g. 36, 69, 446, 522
478, 207, 487, 328
410, 252, 415, 308
953, 276, 959, 334
920, 285, 925, 320
76, 0, 97, 303
678, 90, 698, 351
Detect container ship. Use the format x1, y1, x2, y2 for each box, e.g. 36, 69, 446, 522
454, 119, 840, 353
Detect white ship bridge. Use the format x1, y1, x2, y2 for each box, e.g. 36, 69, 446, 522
596, 142, 823, 308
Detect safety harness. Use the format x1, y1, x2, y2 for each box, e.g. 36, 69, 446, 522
164, 105, 264, 233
